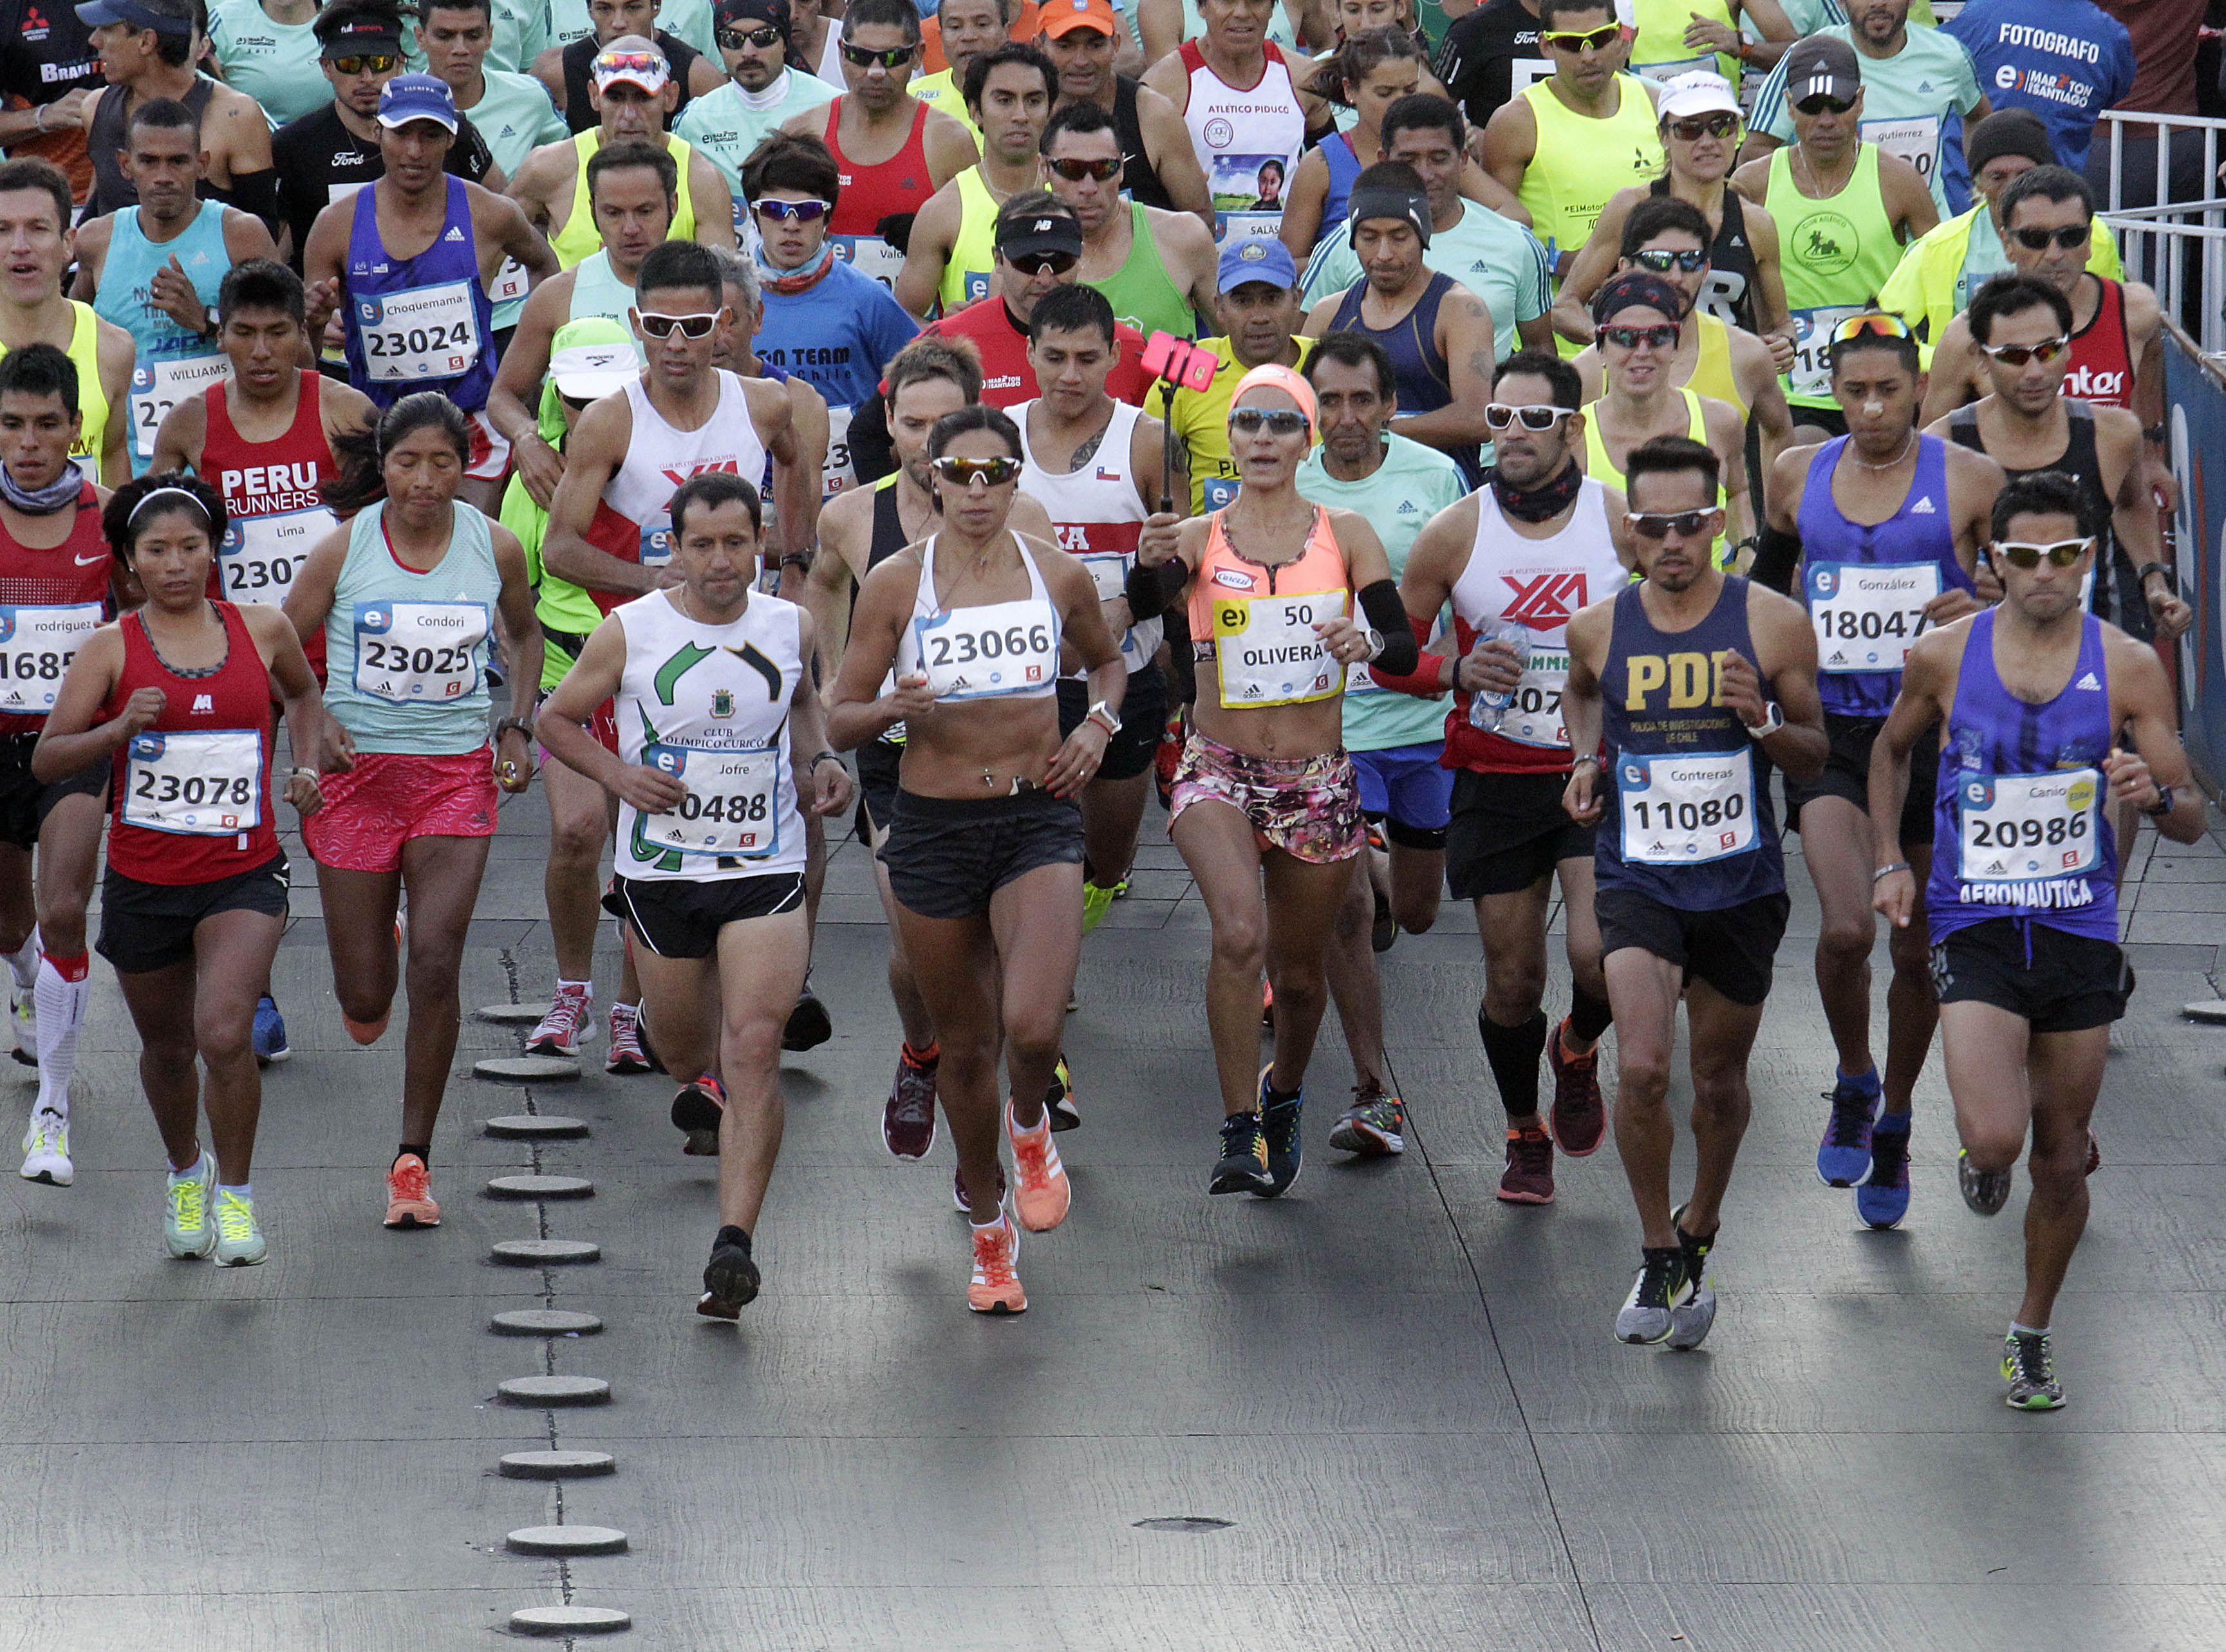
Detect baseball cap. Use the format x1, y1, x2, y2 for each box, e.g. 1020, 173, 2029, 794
75, 0, 191, 35
1042, 0, 1118, 38
1783, 35, 1860, 106
319, 10, 404, 57
594, 35, 673, 96
996, 208, 1083, 260
552, 339, 642, 400
376, 73, 459, 133
1217, 236, 1297, 293
1657, 70, 1739, 122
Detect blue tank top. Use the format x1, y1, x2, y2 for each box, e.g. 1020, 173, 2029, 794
1797, 433, 1971, 719
1317, 133, 1361, 248
1327, 270, 1477, 487
1595, 574, 1784, 910
1926, 608, 2118, 945
342, 177, 497, 414
97, 200, 230, 477
321, 499, 502, 755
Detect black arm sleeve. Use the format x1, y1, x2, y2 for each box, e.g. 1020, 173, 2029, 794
1750, 523, 1802, 595
848, 391, 895, 487
207, 168, 281, 239
1122, 558, 1183, 624
1358, 579, 1418, 675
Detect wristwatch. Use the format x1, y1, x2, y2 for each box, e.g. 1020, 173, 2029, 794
1359, 626, 1386, 662
2137, 561, 2175, 586
1085, 700, 1121, 738
2145, 783, 2176, 820
494, 716, 536, 742
1744, 700, 1785, 739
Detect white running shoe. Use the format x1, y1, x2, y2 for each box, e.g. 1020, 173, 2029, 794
18, 1108, 70, 1185
212, 1189, 267, 1267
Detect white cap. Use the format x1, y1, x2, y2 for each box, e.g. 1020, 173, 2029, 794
1657, 70, 1740, 122
551, 342, 640, 400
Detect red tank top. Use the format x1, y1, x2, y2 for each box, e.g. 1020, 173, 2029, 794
0, 483, 114, 736
823, 100, 933, 236
101, 600, 281, 885
2062, 277, 2134, 409
205, 371, 340, 672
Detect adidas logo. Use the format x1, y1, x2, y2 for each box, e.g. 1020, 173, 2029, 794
1917, 80, 1933, 91
443, 226, 465, 242
1398, 500, 1417, 512
191, 693, 212, 713
2075, 671, 2101, 691
1911, 496, 1936, 514
1726, 235, 1744, 247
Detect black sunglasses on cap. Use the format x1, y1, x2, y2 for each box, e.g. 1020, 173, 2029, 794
1795, 93, 1855, 116
1003, 248, 1078, 277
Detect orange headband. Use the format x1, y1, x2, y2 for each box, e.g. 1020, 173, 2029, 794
1230, 362, 1318, 440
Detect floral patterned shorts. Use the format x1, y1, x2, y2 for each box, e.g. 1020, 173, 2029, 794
1170, 732, 1363, 865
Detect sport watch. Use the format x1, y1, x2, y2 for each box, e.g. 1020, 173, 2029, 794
1744, 701, 1785, 739
1085, 700, 1121, 738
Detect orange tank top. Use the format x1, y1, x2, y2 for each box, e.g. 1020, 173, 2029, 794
1187, 505, 1351, 709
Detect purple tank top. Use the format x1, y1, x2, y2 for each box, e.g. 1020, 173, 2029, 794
342, 176, 496, 414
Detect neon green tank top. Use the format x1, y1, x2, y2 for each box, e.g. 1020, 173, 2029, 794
0, 304, 110, 470
1583, 387, 1731, 564
1623, 0, 1741, 90
1768, 142, 1900, 409
551, 130, 700, 270
939, 166, 1000, 311
1092, 202, 1195, 341
1515, 76, 1664, 265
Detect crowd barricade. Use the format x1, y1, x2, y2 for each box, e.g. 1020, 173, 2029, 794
2165, 317, 2226, 795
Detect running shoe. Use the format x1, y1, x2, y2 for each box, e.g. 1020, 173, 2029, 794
1328, 1084, 1406, 1156
697, 1227, 759, 1320
341, 1007, 390, 1046
1209, 1110, 1273, 1196
165, 1155, 216, 1258
1857, 1117, 1913, 1229
1667, 1206, 1717, 1351
884, 1046, 939, 1160
951, 1162, 1005, 1216
673, 1073, 727, 1156
9, 982, 33, 1068
1615, 1246, 1692, 1346
252, 994, 290, 1064
525, 983, 591, 1059
1497, 1124, 1555, 1204
968, 1212, 1025, 1314
1044, 1057, 1078, 1131
781, 980, 832, 1052
605, 1002, 653, 1075
212, 1188, 267, 1267
2002, 1328, 2066, 1411
1370, 888, 1397, 954
1958, 1147, 2012, 1216
383, 1153, 440, 1228
1817, 1073, 1881, 1187
18, 1108, 70, 1187
1546, 1018, 1605, 1157
1082, 880, 1118, 934
1005, 1099, 1071, 1231
1259, 1069, 1303, 1197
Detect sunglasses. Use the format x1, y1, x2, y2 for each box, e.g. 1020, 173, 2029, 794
330, 53, 399, 73
1228, 407, 1311, 437
594, 50, 666, 77
1794, 94, 1854, 116
2012, 223, 2090, 251
840, 39, 915, 67
929, 455, 1023, 486
1665, 113, 1738, 142
635, 309, 722, 338
754, 197, 831, 223
1829, 311, 1911, 344
1600, 323, 1679, 350
1045, 156, 1124, 182
1542, 23, 1620, 51
1625, 508, 1717, 540
1483, 402, 1570, 432
1632, 246, 1708, 274
1993, 537, 2093, 568
1978, 335, 2069, 367
717, 24, 783, 48
1003, 249, 1078, 277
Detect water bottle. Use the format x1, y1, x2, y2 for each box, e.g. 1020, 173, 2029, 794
1466, 617, 1528, 734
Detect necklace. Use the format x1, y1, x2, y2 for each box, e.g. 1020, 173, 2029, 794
1852, 429, 1916, 470
1793, 143, 1856, 200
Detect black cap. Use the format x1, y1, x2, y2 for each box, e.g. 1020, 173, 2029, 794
322, 13, 404, 57
996, 209, 1083, 260
1783, 34, 1860, 106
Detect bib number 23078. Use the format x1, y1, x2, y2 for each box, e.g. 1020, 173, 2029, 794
123, 729, 263, 835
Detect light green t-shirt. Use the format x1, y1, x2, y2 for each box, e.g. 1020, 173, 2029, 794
547, 0, 718, 60
1300, 201, 1551, 364
400, 0, 552, 76
463, 68, 570, 175
1752, 22, 1979, 212
1296, 432, 1467, 753
207, 0, 327, 125
673, 68, 839, 232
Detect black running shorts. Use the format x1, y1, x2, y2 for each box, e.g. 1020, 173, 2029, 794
1782, 712, 1937, 850
0, 732, 106, 852
883, 786, 1083, 920
1931, 917, 2129, 1033
1057, 663, 1168, 782
855, 738, 903, 844
603, 871, 805, 960
1596, 885, 1790, 1007
96, 855, 290, 976
1445, 768, 1593, 899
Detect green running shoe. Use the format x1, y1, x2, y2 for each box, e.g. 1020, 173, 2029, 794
2003, 1329, 2065, 1410
1081, 880, 1119, 934
165, 1155, 216, 1259
212, 1188, 267, 1267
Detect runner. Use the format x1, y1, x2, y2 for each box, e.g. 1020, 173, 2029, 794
906, 0, 1003, 138
1137, 0, 1304, 63
671, 0, 837, 206
1756, 313, 2001, 1229
73, 0, 277, 222
825, 402, 1126, 1313
1614, 0, 1793, 92
1036, 97, 1220, 342
71, 99, 282, 479
1431, 0, 1547, 133
208, 0, 335, 126
0, 346, 118, 1185
896, 42, 1056, 319
0, 0, 104, 201
1870, 469, 2205, 1408
538, 471, 852, 1315
1039, 0, 1210, 219
1560, 432, 1826, 1346
532, 0, 722, 129
32, 472, 324, 1265
1171, 238, 1313, 514
1293, 331, 1464, 1155
0, 158, 133, 487
282, 392, 542, 1230
1278, 28, 1425, 258
1159, 362, 1416, 1198
302, 73, 559, 515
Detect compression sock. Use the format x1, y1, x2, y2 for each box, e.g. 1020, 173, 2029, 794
397, 1143, 431, 1168
1567, 984, 1613, 1047
6, 926, 38, 994
1479, 1007, 1549, 1121
33, 949, 89, 1118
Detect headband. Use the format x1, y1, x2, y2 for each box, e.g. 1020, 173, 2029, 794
1230, 362, 1317, 440
127, 485, 211, 529
1346, 185, 1431, 250
1591, 270, 1687, 327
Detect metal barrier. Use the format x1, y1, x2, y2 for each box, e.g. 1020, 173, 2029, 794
2093, 111, 2226, 357
2165, 319, 2226, 796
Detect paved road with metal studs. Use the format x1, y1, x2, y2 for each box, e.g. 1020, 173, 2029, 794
6, 751, 2226, 1649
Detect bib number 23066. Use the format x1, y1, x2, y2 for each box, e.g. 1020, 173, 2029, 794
913, 600, 1058, 700
352, 600, 489, 703
1617, 747, 1756, 865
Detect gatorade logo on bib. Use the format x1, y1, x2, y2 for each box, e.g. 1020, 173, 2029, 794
1794, 212, 1860, 277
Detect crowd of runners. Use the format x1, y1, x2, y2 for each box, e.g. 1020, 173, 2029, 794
0, 0, 2206, 1411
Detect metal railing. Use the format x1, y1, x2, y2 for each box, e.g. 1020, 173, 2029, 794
2093, 110, 2226, 357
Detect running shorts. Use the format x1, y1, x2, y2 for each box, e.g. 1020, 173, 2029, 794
97, 854, 290, 974
1056, 664, 1168, 782
1596, 886, 1790, 1007
883, 786, 1083, 919
855, 738, 903, 844
1782, 713, 1936, 850
1931, 918, 2129, 1033
1444, 768, 1591, 896
465, 409, 512, 481
1352, 742, 1454, 849
604, 870, 805, 959
0, 733, 105, 851
1168, 730, 1363, 865
303, 748, 499, 873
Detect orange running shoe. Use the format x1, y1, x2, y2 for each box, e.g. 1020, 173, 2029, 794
967, 1214, 1025, 1314
384, 1153, 440, 1227
342, 1008, 391, 1046
1005, 1098, 1071, 1231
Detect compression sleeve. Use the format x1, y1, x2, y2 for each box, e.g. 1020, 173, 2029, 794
1367, 610, 1447, 696
1751, 523, 1802, 595
1358, 579, 1417, 675
1122, 557, 1183, 624
211, 169, 281, 239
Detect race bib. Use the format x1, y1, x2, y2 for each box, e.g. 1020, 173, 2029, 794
221, 508, 335, 606
1490, 648, 1572, 748
0, 604, 100, 713
130, 353, 229, 461
1215, 210, 1282, 252
639, 743, 783, 858
1788, 306, 1862, 401
486, 255, 530, 306
830, 234, 906, 291
912, 599, 1060, 700
1201, 474, 1240, 511
1956, 768, 2102, 886
1210, 588, 1344, 707
355, 279, 481, 382
1808, 560, 1939, 673
1632, 51, 1716, 82
1073, 548, 1148, 673
1616, 746, 1756, 864
1862, 115, 1940, 189
351, 600, 489, 703
823, 404, 855, 501
122, 728, 263, 835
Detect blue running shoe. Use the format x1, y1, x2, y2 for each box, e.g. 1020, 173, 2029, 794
1857, 1116, 1912, 1228
252, 995, 290, 1065
1816, 1072, 1879, 1187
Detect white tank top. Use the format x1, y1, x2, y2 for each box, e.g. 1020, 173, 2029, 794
1181, 41, 1307, 250
893, 531, 1062, 701
1013, 397, 1157, 678
598, 371, 769, 569
612, 586, 807, 882
1450, 476, 1624, 755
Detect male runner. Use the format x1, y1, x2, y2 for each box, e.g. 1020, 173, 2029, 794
0, 160, 132, 488
533, 0, 724, 129
1562, 433, 1826, 1348
71, 99, 281, 478
1169, 237, 1311, 514
74, 0, 276, 221
0, 346, 115, 1185
1755, 314, 2001, 1228
671, 0, 836, 207
1035, 98, 1218, 341
896, 42, 1058, 319
1039, 0, 1210, 220
1871, 469, 2204, 1408
906, 0, 1004, 137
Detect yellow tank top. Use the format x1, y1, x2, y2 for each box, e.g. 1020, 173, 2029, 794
0, 303, 109, 469
552, 130, 700, 270
912, 69, 981, 142
1602, 310, 1744, 416
939, 165, 1000, 311
1623, 0, 1741, 91
1583, 387, 1731, 564
1516, 77, 1665, 266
